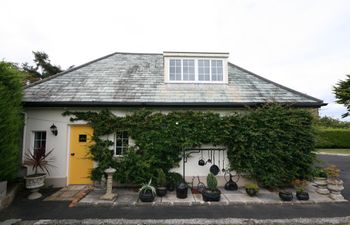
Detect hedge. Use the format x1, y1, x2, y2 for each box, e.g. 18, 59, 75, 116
0, 61, 23, 181
315, 127, 350, 148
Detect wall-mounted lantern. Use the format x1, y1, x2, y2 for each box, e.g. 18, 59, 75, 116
50, 124, 58, 136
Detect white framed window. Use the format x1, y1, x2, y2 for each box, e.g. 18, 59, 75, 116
166, 58, 227, 83
114, 131, 129, 156
33, 131, 46, 154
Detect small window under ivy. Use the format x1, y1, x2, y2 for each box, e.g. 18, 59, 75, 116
114, 131, 129, 156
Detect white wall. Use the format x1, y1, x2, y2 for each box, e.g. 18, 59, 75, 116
23, 107, 240, 187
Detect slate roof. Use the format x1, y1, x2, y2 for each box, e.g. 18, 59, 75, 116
23, 52, 326, 108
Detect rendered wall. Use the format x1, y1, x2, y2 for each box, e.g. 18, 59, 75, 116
23, 107, 240, 187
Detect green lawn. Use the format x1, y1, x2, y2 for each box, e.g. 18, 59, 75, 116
316, 148, 350, 155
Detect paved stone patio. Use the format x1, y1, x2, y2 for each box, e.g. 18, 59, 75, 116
77, 183, 346, 206
45, 185, 92, 201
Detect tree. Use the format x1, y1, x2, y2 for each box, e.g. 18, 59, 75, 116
334, 75, 350, 118
22, 51, 62, 79
0, 61, 24, 181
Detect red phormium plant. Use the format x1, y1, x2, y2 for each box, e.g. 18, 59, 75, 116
23, 147, 54, 175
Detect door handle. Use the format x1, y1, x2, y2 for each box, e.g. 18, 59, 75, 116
71, 153, 75, 156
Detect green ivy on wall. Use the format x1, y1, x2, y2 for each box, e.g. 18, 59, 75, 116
63, 104, 315, 188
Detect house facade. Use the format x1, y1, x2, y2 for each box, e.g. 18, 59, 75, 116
22, 52, 326, 187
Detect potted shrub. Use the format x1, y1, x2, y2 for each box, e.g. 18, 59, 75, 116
293, 179, 309, 201
138, 179, 156, 202
156, 169, 167, 197
279, 191, 293, 201
23, 148, 54, 200
202, 173, 221, 201
325, 165, 344, 200
245, 183, 259, 197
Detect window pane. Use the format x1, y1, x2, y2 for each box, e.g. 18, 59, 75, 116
211, 60, 223, 81
183, 59, 195, 81
123, 131, 128, 138
170, 59, 182, 81
198, 59, 210, 81
170, 59, 181, 81
34, 131, 46, 154
115, 147, 122, 155
122, 139, 128, 146
79, 134, 87, 142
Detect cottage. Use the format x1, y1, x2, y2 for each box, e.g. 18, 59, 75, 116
22, 52, 325, 187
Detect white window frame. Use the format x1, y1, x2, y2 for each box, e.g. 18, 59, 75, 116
32, 131, 47, 154
113, 131, 129, 156
164, 57, 228, 84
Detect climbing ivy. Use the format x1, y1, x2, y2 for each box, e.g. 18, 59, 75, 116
63, 104, 315, 188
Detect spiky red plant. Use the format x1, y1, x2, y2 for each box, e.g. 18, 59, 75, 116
23, 147, 54, 175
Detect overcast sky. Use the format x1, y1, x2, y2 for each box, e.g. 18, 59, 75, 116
1, 0, 350, 120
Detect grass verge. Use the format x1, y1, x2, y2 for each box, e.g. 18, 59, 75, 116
317, 148, 350, 155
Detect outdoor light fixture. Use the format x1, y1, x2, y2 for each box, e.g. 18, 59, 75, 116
50, 124, 58, 136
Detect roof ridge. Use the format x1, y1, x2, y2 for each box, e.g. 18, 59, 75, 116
228, 62, 325, 104
24, 51, 163, 89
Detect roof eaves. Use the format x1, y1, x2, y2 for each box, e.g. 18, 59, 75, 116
23, 101, 327, 108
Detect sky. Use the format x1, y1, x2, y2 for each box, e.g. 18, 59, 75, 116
1, 0, 350, 120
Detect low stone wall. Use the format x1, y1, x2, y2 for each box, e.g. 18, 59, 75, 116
0, 184, 19, 211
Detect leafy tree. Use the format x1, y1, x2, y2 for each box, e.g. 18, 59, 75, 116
334, 75, 350, 118
22, 51, 62, 79
0, 61, 23, 181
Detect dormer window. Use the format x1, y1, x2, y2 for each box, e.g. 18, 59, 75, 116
164, 52, 229, 83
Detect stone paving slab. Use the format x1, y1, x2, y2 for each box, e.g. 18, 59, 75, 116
44, 185, 90, 201
76, 185, 347, 207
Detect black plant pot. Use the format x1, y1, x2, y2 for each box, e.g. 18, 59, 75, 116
296, 191, 309, 201
225, 181, 238, 191
156, 187, 167, 197
202, 189, 221, 202
166, 182, 175, 192
139, 190, 155, 202
176, 182, 188, 199
245, 188, 258, 197
279, 191, 293, 201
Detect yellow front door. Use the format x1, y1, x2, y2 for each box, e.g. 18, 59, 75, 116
69, 125, 94, 184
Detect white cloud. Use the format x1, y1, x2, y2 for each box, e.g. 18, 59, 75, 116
1, 0, 350, 120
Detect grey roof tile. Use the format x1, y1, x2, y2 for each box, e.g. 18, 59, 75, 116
23, 52, 325, 107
